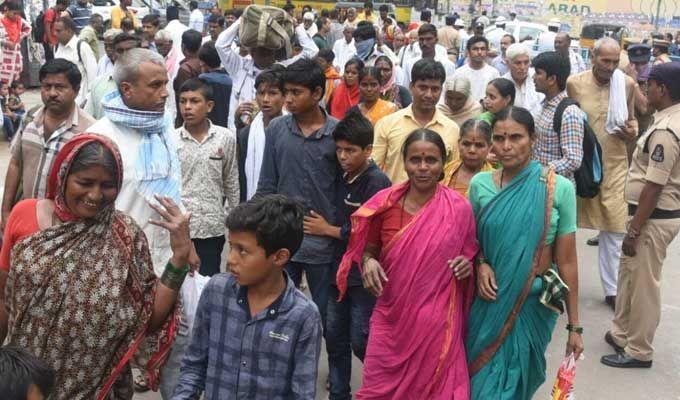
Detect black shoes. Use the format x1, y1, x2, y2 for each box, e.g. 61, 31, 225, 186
605, 296, 616, 311
587, 236, 599, 246
601, 353, 652, 368
604, 331, 625, 354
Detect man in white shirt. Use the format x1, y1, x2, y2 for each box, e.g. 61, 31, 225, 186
536, 18, 560, 53
554, 32, 586, 76
165, 5, 190, 66
215, 16, 318, 129
54, 16, 97, 107
344, 7, 358, 29
486, 15, 509, 52
455, 18, 470, 57
502, 43, 544, 117
453, 36, 500, 102
188, 1, 204, 33
96, 28, 122, 76
491, 33, 515, 75
300, 12, 317, 38
332, 25, 356, 74
401, 24, 456, 87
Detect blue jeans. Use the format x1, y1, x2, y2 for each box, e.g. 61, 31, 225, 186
286, 261, 332, 329
3, 115, 14, 140
326, 284, 376, 400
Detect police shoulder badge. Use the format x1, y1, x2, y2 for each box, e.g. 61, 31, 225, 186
651, 144, 665, 162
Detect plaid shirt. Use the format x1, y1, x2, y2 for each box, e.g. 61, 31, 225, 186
533, 91, 585, 183
173, 274, 322, 400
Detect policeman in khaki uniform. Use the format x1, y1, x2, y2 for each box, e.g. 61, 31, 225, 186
602, 62, 680, 369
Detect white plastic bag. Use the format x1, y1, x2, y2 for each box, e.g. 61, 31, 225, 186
181, 273, 210, 331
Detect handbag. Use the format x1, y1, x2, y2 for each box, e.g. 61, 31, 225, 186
238, 5, 294, 58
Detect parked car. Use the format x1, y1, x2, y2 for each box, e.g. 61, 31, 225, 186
92, 0, 190, 29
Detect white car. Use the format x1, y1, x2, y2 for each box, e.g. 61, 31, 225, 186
486, 21, 549, 56
92, 0, 152, 29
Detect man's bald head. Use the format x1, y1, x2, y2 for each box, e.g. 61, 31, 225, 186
554, 32, 571, 55
593, 37, 621, 56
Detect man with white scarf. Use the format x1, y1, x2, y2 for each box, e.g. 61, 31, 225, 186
567, 37, 638, 310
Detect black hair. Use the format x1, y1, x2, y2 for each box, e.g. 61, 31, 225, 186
330, 9, 338, 19
364, 0, 373, 9
402, 129, 447, 180
182, 29, 203, 53
332, 107, 374, 148
208, 14, 224, 26
226, 194, 304, 257
460, 118, 492, 143
57, 16, 77, 32
320, 9, 329, 18
39, 58, 82, 90
141, 14, 160, 26
488, 77, 516, 104
255, 64, 286, 92
420, 10, 432, 21
493, 106, 536, 138
445, 15, 455, 26
418, 23, 437, 37
0, 346, 56, 400
353, 21, 376, 40
166, 5, 179, 21
502, 33, 516, 44
344, 58, 365, 75
5, 1, 21, 11
315, 17, 328, 31
113, 31, 140, 48
283, 2, 295, 12
198, 41, 221, 69
10, 80, 23, 90
120, 17, 134, 31
411, 58, 446, 85
56, 0, 69, 6
481, 10, 487, 15
90, 13, 103, 23
532, 51, 570, 91
233, 8, 243, 18
359, 66, 381, 83
316, 48, 335, 63
189, 0, 198, 10
379, 4, 389, 12
466, 35, 489, 51
70, 140, 119, 180
178, 77, 214, 102
283, 58, 326, 99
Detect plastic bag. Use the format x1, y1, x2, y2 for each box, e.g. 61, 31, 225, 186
550, 354, 576, 400
181, 273, 210, 331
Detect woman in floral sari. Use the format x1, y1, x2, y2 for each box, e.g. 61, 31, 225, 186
465, 107, 583, 400
352, 66, 398, 125
0, 134, 191, 400
338, 129, 478, 399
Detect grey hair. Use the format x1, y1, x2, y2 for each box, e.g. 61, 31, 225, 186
593, 37, 620, 54
505, 43, 531, 60
113, 48, 165, 86
103, 28, 123, 40
154, 29, 173, 42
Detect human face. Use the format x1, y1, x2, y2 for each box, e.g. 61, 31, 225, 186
411, 79, 442, 112
533, 68, 552, 94
336, 139, 371, 176
114, 39, 138, 58
12, 83, 25, 96
592, 45, 620, 84
418, 32, 437, 56
142, 22, 158, 41
344, 64, 360, 86
304, 19, 313, 29
500, 36, 513, 56
155, 38, 173, 57
4, 10, 19, 21
256, 82, 284, 118
283, 82, 320, 115
509, 54, 530, 83
54, 21, 73, 45
228, 230, 284, 286
179, 90, 213, 126
347, 9, 356, 21
64, 164, 118, 219
92, 17, 104, 34
468, 41, 488, 66
0, 84, 8, 97
104, 37, 116, 61
492, 118, 534, 171
208, 21, 223, 41
483, 84, 512, 113
315, 56, 330, 72
554, 34, 570, 55
393, 35, 405, 49
459, 130, 490, 170
41, 73, 78, 114
55, 2, 67, 12
404, 140, 443, 192
323, 19, 331, 32
225, 14, 236, 26
119, 62, 168, 112
380, 10, 388, 20
646, 79, 665, 111
359, 74, 380, 103
445, 90, 468, 112
375, 60, 392, 85
652, 46, 661, 57
343, 27, 353, 42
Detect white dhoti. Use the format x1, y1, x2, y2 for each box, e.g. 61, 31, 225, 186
598, 231, 625, 296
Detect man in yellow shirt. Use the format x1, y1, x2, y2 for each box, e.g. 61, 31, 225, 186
111, 0, 139, 29
373, 58, 460, 183
356, 0, 377, 25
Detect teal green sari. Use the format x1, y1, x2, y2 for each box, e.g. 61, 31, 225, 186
465, 161, 558, 400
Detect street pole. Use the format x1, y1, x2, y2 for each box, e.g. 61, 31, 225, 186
654, 0, 662, 31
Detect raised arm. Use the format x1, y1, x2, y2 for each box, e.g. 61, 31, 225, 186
215, 18, 243, 76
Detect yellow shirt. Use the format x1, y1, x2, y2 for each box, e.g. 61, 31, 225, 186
356, 12, 376, 24
111, 6, 139, 29
373, 105, 460, 183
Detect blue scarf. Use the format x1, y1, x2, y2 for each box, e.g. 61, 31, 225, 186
355, 38, 376, 61
101, 90, 182, 206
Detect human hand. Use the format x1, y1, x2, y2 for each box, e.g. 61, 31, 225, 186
303, 210, 330, 236
566, 331, 584, 360
188, 243, 201, 275
618, 120, 637, 141
476, 263, 497, 301
624, 63, 638, 80
362, 257, 388, 297
149, 195, 192, 268
448, 256, 472, 280
235, 101, 256, 123
622, 234, 637, 257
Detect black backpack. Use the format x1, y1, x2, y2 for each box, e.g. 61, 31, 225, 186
33, 11, 46, 43
553, 98, 603, 198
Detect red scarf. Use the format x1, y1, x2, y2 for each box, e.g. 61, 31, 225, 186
2, 15, 22, 43
329, 81, 360, 120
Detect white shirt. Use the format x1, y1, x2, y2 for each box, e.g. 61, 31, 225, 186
165, 19, 190, 68
299, 22, 317, 38
503, 69, 545, 118
397, 42, 449, 67
568, 50, 587, 76
189, 9, 204, 32
215, 18, 318, 129
55, 35, 97, 107
486, 27, 508, 52
332, 37, 356, 74
401, 53, 456, 87
96, 54, 113, 77
536, 31, 557, 53
453, 63, 500, 102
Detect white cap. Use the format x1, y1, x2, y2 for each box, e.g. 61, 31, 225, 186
547, 18, 560, 28
303, 12, 314, 20
454, 18, 465, 27
495, 16, 506, 25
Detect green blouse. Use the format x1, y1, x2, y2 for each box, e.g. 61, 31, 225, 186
468, 171, 577, 245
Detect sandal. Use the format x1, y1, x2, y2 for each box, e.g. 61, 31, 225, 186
133, 373, 150, 392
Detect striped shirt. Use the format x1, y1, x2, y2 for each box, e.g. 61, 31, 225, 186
10, 107, 95, 199
173, 274, 322, 399
533, 91, 585, 183
67, 3, 92, 33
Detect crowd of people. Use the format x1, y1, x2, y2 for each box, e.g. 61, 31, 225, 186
0, 0, 679, 399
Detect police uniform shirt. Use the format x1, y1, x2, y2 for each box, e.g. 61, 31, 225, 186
625, 103, 680, 210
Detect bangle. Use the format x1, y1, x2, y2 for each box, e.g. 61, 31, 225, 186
161, 261, 189, 291
566, 324, 584, 334
477, 257, 489, 265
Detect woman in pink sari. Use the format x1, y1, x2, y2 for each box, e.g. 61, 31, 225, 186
337, 129, 478, 399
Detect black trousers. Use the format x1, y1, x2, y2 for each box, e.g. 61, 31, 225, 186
192, 235, 225, 277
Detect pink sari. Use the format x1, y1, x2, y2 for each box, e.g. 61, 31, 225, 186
337, 182, 478, 399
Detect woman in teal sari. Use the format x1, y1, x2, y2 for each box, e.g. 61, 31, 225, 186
465, 106, 584, 399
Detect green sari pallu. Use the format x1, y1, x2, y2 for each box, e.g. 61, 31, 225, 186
466, 161, 559, 400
